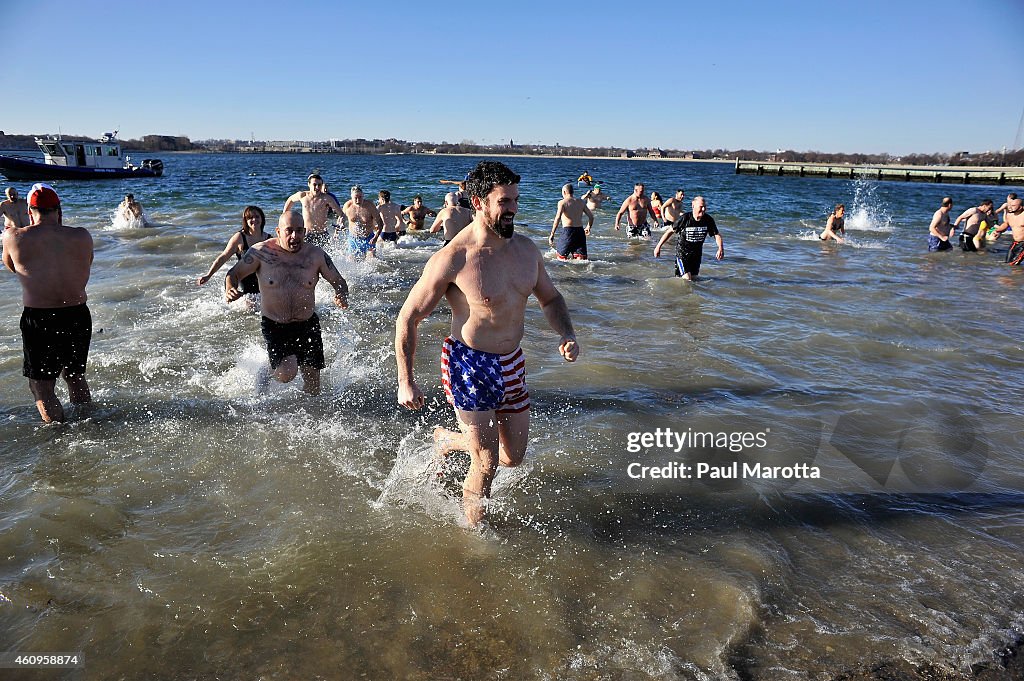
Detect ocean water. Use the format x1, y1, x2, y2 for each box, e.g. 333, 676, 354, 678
1, 153, 1022, 680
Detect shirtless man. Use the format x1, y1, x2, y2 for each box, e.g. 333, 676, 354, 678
376, 190, 404, 244
993, 197, 1024, 265
952, 199, 994, 252
1, 187, 29, 229
396, 161, 579, 527
548, 183, 595, 260
994, 193, 1018, 223
820, 204, 846, 244
614, 182, 661, 238
660, 188, 687, 226
429, 192, 474, 245
225, 211, 349, 395
2, 183, 94, 423
401, 195, 436, 231
341, 185, 383, 259
581, 184, 610, 212
283, 173, 345, 248
927, 197, 954, 252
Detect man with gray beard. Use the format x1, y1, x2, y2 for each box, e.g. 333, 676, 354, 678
396, 161, 579, 527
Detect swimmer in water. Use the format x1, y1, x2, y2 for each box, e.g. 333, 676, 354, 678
820, 204, 846, 244
284, 173, 345, 249
401, 195, 437, 232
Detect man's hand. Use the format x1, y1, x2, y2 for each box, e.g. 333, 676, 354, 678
334, 291, 349, 309
398, 380, 425, 409
559, 337, 579, 363
225, 284, 243, 302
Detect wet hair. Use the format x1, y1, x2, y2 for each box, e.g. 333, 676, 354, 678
1008, 193, 1018, 200
307, 173, 323, 183
126, 194, 134, 201
980, 199, 993, 207
651, 191, 662, 201
412, 194, 423, 202
466, 161, 520, 200
834, 203, 845, 213
941, 197, 953, 207
5, 187, 15, 199
379, 190, 390, 202
242, 205, 266, 230
350, 185, 363, 193
675, 188, 685, 196
562, 183, 574, 195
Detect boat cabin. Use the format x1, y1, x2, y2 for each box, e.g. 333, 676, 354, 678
35, 133, 128, 170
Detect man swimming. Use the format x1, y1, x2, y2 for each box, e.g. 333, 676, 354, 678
396, 161, 579, 527
548, 183, 595, 260
614, 182, 661, 238
284, 173, 346, 248
225, 211, 349, 394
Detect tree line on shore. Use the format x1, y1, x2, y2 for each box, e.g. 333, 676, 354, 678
2, 132, 1021, 167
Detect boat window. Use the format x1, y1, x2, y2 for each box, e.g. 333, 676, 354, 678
62, 144, 74, 155
93, 146, 102, 156
42, 143, 61, 155
107, 146, 119, 156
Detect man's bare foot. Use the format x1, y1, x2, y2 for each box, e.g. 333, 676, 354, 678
432, 427, 462, 460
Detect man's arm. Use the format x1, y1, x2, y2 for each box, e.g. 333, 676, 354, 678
395, 253, 454, 409
224, 247, 262, 302
2, 232, 16, 272
319, 251, 349, 308
653, 227, 674, 257
583, 203, 595, 234
428, 209, 446, 234
550, 200, 565, 243
714, 233, 725, 260
928, 210, 944, 238
952, 208, 972, 227
532, 251, 578, 362
283, 191, 303, 213
614, 199, 630, 230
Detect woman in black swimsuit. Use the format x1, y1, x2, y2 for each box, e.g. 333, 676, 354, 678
197, 206, 271, 306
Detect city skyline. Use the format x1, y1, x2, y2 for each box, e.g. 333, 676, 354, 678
5, 0, 1023, 155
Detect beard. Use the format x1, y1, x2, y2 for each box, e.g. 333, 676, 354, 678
488, 211, 516, 239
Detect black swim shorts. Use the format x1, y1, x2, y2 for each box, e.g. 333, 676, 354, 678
21, 304, 92, 380
260, 313, 325, 370
674, 247, 704, 277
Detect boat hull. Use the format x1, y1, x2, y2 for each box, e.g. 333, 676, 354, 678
0, 156, 162, 181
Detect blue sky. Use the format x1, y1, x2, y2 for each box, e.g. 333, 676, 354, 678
5, 0, 1022, 154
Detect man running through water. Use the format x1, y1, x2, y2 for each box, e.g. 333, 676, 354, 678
653, 195, 724, 280
225, 211, 349, 395
376, 190, 404, 244
341, 185, 383, 259
396, 160, 579, 527
548, 183, 594, 260
952, 199, 994, 252
284, 173, 345, 248
401, 195, 437, 231
614, 182, 661, 238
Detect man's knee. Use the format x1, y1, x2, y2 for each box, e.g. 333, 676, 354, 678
273, 356, 299, 383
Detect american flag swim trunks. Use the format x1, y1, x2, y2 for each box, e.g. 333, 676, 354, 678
441, 336, 530, 414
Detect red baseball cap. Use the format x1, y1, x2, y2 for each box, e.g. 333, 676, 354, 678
28, 183, 60, 210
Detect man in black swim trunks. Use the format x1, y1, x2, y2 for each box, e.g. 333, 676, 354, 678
653, 195, 724, 280
614, 182, 661, 238
2, 183, 95, 422
225, 211, 350, 395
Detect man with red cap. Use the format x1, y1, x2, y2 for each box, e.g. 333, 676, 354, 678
2, 183, 95, 422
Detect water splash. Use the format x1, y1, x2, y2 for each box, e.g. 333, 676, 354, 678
845, 180, 893, 232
